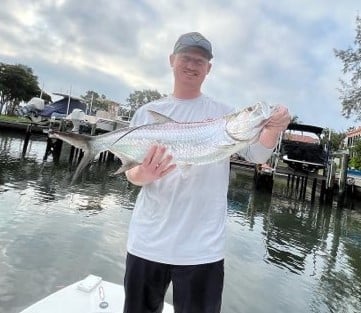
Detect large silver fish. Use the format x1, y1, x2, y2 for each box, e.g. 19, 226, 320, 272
50, 102, 275, 182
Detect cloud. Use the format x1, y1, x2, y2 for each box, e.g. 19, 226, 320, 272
0, 0, 359, 131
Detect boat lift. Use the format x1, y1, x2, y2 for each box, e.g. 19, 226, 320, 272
253, 126, 349, 204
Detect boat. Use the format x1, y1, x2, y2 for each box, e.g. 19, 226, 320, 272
19, 274, 174, 313
18, 93, 87, 125
18, 94, 129, 133
81, 110, 130, 132
280, 123, 329, 173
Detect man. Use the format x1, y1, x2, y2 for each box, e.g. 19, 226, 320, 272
124, 32, 290, 313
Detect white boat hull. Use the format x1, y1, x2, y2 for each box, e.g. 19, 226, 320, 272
20, 275, 173, 313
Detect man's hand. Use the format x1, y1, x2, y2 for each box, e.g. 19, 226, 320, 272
125, 145, 176, 186
266, 105, 291, 132
259, 105, 291, 148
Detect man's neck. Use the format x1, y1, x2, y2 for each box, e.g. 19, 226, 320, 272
172, 86, 202, 99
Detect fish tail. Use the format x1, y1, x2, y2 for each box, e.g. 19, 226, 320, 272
49, 130, 95, 151
49, 131, 104, 183
70, 150, 96, 184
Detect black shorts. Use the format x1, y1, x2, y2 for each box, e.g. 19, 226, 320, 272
123, 253, 224, 313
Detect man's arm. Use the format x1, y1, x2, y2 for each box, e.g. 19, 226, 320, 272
258, 105, 290, 148
240, 105, 290, 164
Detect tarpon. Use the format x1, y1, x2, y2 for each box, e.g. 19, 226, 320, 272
49, 102, 275, 182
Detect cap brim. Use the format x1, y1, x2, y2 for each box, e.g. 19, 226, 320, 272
175, 46, 213, 59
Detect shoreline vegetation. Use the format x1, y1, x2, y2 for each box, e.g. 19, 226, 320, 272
0, 116, 46, 134
0, 115, 30, 123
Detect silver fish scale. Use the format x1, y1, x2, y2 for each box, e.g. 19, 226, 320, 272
108, 118, 239, 165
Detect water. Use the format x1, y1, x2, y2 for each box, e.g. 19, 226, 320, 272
347, 169, 361, 177
1, 129, 361, 313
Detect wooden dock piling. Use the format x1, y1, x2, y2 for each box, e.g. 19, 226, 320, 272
22, 124, 33, 157
311, 178, 317, 203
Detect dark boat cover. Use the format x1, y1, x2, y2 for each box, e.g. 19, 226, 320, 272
286, 123, 323, 135
40, 97, 86, 117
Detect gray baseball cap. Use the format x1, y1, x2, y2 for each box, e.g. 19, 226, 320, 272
173, 32, 213, 59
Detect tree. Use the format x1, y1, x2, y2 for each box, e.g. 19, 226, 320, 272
290, 115, 301, 124
126, 89, 166, 112
81, 90, 109, 113
334, 15, 361, 120
0, 63, 41, 115
321, 128, 346, 152
349, 140, 361, 169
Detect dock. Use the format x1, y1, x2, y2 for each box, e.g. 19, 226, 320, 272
230, 150, 352, 206
0, 120, 47, 134
1, 115, 129, 164
1, 116, 355, 205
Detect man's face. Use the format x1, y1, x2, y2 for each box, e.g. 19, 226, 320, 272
170, 47, 212, 89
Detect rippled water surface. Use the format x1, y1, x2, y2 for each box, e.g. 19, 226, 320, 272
1, 129, 361, 313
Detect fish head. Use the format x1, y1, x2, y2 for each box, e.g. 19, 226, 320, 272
225, 102, 273, 141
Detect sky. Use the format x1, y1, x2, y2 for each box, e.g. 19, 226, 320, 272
1, 0, 360, 132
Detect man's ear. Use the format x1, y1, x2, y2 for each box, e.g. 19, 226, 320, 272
207, 62, 212, 74
169, 54, 175, 67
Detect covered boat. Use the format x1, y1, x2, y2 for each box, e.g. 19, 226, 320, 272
281, 123, 329, 173
18, 93, 87, 124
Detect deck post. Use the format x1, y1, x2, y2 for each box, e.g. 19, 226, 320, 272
301, 176, 308, 200
43, 137, 54, 161
52, 139, 63, 163
22, 124, 33, 156
77, 150, 84, 164
287, 174, 291, 189
311, 178, 317, 203
69, 146, 75, 164
291, 174, 295, 189
338, 152, 349, 198
320, 179, 326, 204
295, 176, 300, 192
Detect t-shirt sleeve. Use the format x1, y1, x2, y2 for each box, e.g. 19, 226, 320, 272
238, 141, 274, 164
129, 107, 146, 127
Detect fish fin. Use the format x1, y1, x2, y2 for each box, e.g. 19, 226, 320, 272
111, 161, 140, 176
148, 110, 177, 123
178, 164, 193, 179
179, 163, 193, 170
218, 143, 237, 150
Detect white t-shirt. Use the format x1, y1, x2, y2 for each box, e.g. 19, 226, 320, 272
126, 94, 273, 265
